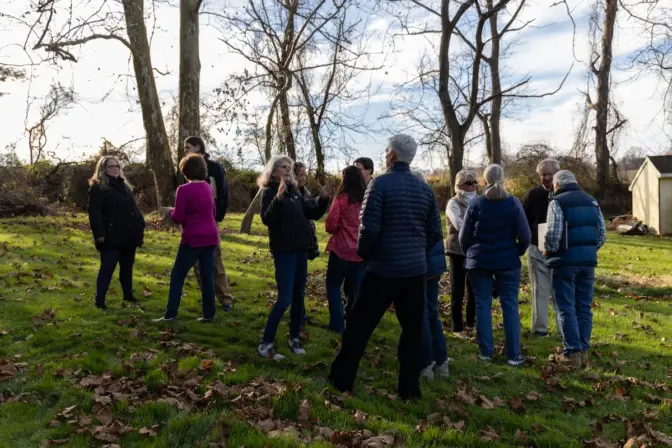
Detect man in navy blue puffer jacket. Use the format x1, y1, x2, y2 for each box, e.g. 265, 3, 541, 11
329, 134, 442, 400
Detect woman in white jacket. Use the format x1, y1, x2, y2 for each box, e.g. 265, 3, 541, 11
445, 170, 478, 338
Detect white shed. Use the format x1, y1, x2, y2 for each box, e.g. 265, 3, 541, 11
628, 155, 672, 235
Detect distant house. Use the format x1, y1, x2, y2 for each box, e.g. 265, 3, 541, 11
628, 155, 672, 235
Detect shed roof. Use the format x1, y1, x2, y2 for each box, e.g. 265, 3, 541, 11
628, 155, 672, 191
648, 155, 672, 174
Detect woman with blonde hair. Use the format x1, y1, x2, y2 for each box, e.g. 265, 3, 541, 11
445, 169, 478, 337
88, 156, 145, 311
257, 155, 333, 360
459, 164, 530, 366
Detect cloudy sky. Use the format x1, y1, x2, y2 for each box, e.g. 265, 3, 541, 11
0, 0, 670, 171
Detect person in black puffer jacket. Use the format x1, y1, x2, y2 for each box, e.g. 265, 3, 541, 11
329, 134, 442, 401
257, 156, 332, 361
88, 156, 145, 311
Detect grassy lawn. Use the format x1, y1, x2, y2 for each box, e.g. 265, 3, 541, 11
0, 213, 671, 448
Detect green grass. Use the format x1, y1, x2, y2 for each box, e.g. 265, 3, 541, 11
1, 213, 671, 447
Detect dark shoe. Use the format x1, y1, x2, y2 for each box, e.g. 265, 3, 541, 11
95, 302, 108, 312
152, 316, 176, 323
551, 352, 582, 369
197, 317, 215, 323
221, 302, 233, 312
580, 351, 589, 366
532, 331, 549, 337
303, 314, 312, 324
123, 296, 139, 303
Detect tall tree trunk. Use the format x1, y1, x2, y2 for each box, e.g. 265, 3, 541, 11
486, 0, 502, 165
480, 113, 493, 163
312, 123, 325, 183
122, 0, 175, 205
178, 0, 202, 161
278, 87, 296, 160
595, 0, 617, 194
295, 72, 325, 182
448, 132, 465, 197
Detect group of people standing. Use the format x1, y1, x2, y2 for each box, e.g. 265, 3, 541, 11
86, 132, 606, 400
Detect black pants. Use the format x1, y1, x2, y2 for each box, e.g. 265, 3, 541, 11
329, 272, 426, 400
449, 254, 475, 332
96, 247, 136, 304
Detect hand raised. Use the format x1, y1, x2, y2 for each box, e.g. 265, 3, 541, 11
276, 178, 287, 199
320, 181, 334, 199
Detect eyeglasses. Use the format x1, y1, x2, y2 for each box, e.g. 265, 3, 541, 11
462, 181, 478, 186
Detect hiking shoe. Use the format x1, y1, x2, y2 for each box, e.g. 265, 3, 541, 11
507, 355, 526, 367
288, 338, 306, 355
420, 361, 436, 380
95, 302, 108, 312
478, 354, 493, 362
580, 351, 589, 366
258, 343, 285, 361
123, 296, 139, 303
434, 362, 450, 377
452, 331, 468, 339
532, 331, 549, 337
152, 316, 176, 323
197, 317, 215, 323
553, 352, 582, 368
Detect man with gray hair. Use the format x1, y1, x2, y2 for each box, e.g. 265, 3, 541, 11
543, 170, 606, 368
329, 134, 443, 400
523, 158, 561, 336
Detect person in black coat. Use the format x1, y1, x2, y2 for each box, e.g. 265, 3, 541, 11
87, 156, 145, 311
257, 156, 332, 361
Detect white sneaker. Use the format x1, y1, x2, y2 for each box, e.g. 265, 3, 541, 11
420, 361, 436, 380
452, 332, 467, 339
507, 355, 526, 367
288, 338, 306, 355
434, 362, 450, 377
258, 343, 285, 361
478, 354, 493, 362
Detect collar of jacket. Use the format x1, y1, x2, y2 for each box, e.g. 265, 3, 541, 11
389, 162, 410, 172
554, 182, 581, 196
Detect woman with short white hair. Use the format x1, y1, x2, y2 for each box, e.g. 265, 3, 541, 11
459, 164, 531, 366
257, 156, 333, 360
445, 169, 478, 337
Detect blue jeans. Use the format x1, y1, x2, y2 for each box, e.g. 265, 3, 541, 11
262, 252, 308, 343
551, 266, 595, 354
468, 268, 522, 360
422, 276, 447, 368
165, 244, 216, 319
326, 253, 366, 333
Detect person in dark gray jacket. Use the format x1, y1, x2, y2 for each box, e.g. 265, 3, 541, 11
329, 134, 443, 400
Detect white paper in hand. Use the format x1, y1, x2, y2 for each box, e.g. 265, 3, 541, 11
538, 223, 548, 252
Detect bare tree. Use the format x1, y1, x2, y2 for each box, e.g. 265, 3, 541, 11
24, 83, 76, 164
23, 0, 176, 204
206, 0, 346, 163
293, 5, 382, 182
177, 0, 203, 161
385, 0, 570, 189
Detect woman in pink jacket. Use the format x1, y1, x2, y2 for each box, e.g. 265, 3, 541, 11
154, 154, 220, 322
324, 166, 367, 333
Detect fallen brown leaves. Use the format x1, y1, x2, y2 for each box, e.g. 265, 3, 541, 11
0, 359, 18, 381
453, 381, 505, 410
31, 308, 56, 326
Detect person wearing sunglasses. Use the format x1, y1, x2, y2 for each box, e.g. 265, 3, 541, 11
445, 170, 479, 338
87, 156, 146, 311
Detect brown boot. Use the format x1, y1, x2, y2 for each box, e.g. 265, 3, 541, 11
553, 352, 582, 369
580, 351, 589, 366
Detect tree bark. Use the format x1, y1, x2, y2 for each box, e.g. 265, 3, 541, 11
240, 188, 263, 234
480, 113, 493, 163
595, 0, 617, 194
122, 0, 175, 205
278, 83, 296, 160
486, 0, 502, 164
295, 71, 325, 182
177, 0, 202, 161
448, 132, 465, 197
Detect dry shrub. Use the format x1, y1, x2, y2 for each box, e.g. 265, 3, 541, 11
0, 166, 53, 217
